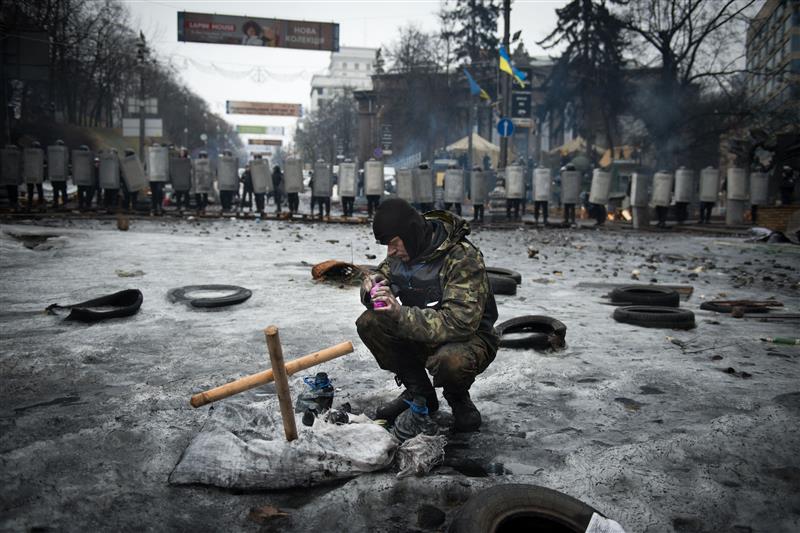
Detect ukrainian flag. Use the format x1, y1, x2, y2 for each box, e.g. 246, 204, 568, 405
499, 46, 527, 88
463, 68, 491, 101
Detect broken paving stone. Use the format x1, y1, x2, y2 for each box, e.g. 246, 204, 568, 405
724, 367, 752, 379
711, 355, 724, 361
614, 397, 644, 411
639, 385, 665, 395
365, 254, 377, 259
247, 505, 289, 524
326, 239, 339, 244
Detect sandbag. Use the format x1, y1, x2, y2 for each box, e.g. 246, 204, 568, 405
169, 397, 397, 489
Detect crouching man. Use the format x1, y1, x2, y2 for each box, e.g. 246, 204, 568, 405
356, 198, 498, 432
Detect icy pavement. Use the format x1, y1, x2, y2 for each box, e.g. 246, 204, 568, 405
1, 217, 799, 532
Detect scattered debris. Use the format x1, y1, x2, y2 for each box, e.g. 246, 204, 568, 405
760, 337, 800, 346
527, 246, 539, 258
311, 260, 367, 285
115, 269, 145, 278
614, 397, 644, 411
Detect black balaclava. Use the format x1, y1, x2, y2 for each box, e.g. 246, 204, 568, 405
373, 198, 432, 261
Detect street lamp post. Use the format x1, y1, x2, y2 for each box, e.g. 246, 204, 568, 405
136, 32, 148, 163
499, 0, 511, 169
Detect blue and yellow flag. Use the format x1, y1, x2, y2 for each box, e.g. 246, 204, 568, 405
498, 46, 527, 88
463, 68, 491, 101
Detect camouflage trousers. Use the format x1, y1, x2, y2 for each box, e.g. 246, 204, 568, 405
355, 310, 496, 390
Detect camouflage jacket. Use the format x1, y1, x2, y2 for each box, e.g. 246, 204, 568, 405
362, 210, 498, 348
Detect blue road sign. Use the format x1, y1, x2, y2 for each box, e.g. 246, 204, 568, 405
497, 118, 515, 137
373, 147, 383, 158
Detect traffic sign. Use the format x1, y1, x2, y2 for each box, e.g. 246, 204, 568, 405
373, 147, 383, 158
497, 118, 515, 138
511, 92, 531, 118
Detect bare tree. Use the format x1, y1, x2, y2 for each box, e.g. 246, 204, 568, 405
619, 0, 759, 167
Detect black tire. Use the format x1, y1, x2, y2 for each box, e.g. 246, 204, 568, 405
613, 305, 695, 329
46, 289, 143, 323
610, 285, 679, 307
700, 301, 770, 314
448, 484, 600, 533
486, 266, 522, 285
167, 285, 252, 308
496, 315, 567, 349
489, 274, 517, 296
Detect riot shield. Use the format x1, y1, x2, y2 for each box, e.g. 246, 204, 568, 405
396, 168, 414, 202
699, 167, 719, 203
589, 169, 611, 205
71, 150, 93, 187
217, 156, 239, 191
250, 159, 271, 194
47, 145, 69, 182
726, 168, 747, 200
414, 168, 434, 203
147, 146, 169, 182
338, 162, 357, 197
560, 170, 580, 204
444, 169, 464, 203
1, 147, 21, 186
364, 160, 383, 196
505, 165, 524, 199
99, 152, 120, 189
674, 168, 694, 203
284, 157, 304, 193
534, 168, 551, 202
121, 153, 147, 192
169, 158, 192, 191
470, 169, 487, 205
23, 148, 44, 184
313, 161, 332, 197
651, 172, 673, 207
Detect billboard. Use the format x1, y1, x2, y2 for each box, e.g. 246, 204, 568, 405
236, 125, 285, 135
178, 12, 339, 52
227, 101, 302, 117
249, 139, 282, 146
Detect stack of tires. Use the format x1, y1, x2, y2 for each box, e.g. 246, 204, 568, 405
610, 285, 695, 329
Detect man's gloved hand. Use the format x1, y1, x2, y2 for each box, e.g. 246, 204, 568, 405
370, 282, 401, 320
360, 273, 385, 308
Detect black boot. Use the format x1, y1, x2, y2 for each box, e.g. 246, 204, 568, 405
376, 367, 438, 424
444, 388, 481, 432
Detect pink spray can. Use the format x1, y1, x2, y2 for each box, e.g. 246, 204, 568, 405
370, 283, 387, 309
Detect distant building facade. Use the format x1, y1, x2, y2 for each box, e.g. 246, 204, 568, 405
309, 47, 377, 112
746, 0, 800, 108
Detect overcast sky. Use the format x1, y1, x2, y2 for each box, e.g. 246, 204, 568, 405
123, 0, 567, 143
